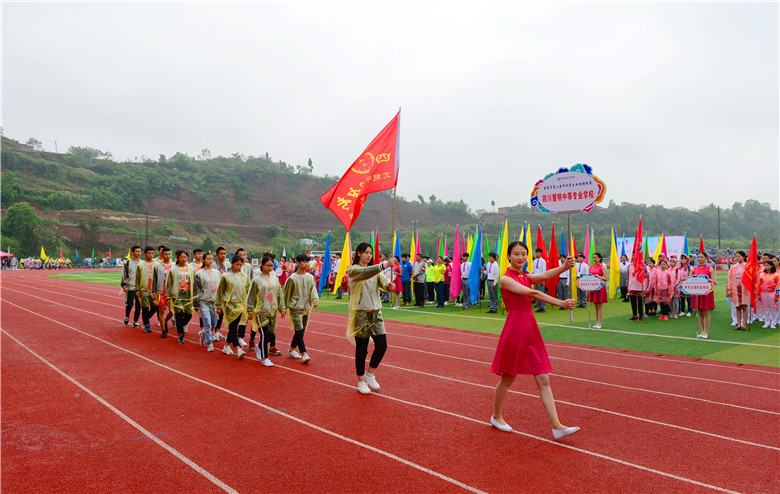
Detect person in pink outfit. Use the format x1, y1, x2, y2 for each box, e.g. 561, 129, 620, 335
587, 252, 608, 328
692, 252, 717, 338
727, 251, 749, 331
757, 260, 779, 329
490, 241, 579, 440
653, 259, 674, 320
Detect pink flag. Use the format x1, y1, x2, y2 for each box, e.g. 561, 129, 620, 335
416, 232, 421, 256
60, 247, 64, 258
582, 226, 590, 266
109, 248, 112, 261
661, 234, 668, 258
450, 226, 462, 301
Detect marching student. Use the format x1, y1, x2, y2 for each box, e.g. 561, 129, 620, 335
758, 258, 779, 329
283, 253, 319, 364
346, 243, 396, 394
189, 248, 205, 336
121, 245, 143, 327
692, 252, 717, 338
194, 252, 221, 352
490, 241, 579, 440
212, 246, 230, 341
587, 252, 608, 328
247, 255, 287, 367
166, 250, 196, 345
134, 247, 158, 333
234, 248, 254, 348
152, 246, 174, 338
215, 255, 250, 359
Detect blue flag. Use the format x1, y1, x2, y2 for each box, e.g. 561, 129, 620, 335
682, 233, 689, 256
393, 230, 401, 259
467, 223, 483, 305
560, 229, 567, 256
318, 231, 332, 296
620, 234, 626, 258
75, 249, 79, 262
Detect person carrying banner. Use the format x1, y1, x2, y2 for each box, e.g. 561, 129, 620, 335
692, 251, 717, 338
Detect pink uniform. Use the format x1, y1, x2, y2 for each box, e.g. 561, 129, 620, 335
727, 262, 747, 306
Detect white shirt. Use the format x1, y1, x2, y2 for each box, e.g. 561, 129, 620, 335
486, 261, 500, 283
532, 257, 547, 275
576, 262, 589, 278
460, 260, 472, 279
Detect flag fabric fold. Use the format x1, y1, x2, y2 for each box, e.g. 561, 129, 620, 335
450, 226, 462, 301
467, 223, 482, 305
633, 218, 645, 284
499, 220, 509, 278
583, 226, 590, 266
741, 235, 759, 314
318, 232, 332, 296
319, 111, 401, 230
333, 231, 351, 294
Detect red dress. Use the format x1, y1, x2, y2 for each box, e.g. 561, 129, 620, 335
587, 263, 608, 303
691, 265, 715, 310
490, 269, 552, 376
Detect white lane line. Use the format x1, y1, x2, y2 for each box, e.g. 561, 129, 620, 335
1, 300, 745, 494
1, 300, 487, 494
0, 328, 239, 494
19, 279, 780, 376
3, 285, 777, 415
8, 282, 776, 392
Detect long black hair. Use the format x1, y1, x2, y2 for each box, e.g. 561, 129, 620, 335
352, 242, 373, 266
507, 241, 528, 257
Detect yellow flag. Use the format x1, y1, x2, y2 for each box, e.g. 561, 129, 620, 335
40, 247, 48, 260
499, 220, 509, 277
409, 234, 416, 260
652, 233, 664, 263
609, 228, 620, 298
333, 231, 351, 294
466, 235, 473, 255
524, 223, 534, 273
126, 248, 132, 260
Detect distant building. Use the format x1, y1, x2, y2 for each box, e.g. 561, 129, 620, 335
299, 238, 316, 246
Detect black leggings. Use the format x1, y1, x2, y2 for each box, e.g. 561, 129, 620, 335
141, 304, 157, 326
290, 329, 306, 354
174, 312, 192, 336
227, 319, 244, 348
630, 295, 645, 318
355, 334, 388, 376
125, 291, 141, 321
215, 312, 223, 330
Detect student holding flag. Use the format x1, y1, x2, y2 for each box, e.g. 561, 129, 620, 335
346, 243, 396, 395
490, 241, 578, 440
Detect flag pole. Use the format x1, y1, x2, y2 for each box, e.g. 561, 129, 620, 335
568, 213, 574, 323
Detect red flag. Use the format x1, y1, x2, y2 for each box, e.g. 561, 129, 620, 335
545, 224, 559, 296
320, 111, 401, 230
536, 225, 548, 262
699, 235, 705, 254
632, 218, 645, 284
742, 235, 759, 314
374, 230, 380, 264
571, 235, 578, 258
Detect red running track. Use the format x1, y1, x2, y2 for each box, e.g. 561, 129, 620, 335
2, 270, 778, 493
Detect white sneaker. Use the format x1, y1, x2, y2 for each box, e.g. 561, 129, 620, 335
238, 338, 247, 347
207, 343, 214, 352
301, 353, 311, 364
213, 332, 223, 341
222, 346, 234, 355
364, 372, 380, 391
262, 358, 274, 367
444, 301, 449, 306
392, 306, 400, 309
763, 323, 769, 328
237, 348, 246, 360
731, 322, 737, 326
198, 330, 205, 345
357, 381, 372, 395
288, 349, 301, 359
553, 426, 580, 440
593, 325, 601, 329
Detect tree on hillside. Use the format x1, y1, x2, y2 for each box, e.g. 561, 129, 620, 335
418, 195, 425, 204
68, 145, 112, 160
201, 236, 215, 252
491, 200, 495, 212
3, 202, 41, 254
26, 138, 43, 151
200, 149, 212, 160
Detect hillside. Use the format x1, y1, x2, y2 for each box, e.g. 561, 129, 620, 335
2, 136, 778, 258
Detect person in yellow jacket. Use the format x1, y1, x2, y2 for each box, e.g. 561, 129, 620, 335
283, 254, 318, 364
166, 250, 197, 345
247, 255, 287, 367
134, 247, 158, 334
215, 255, 250, 360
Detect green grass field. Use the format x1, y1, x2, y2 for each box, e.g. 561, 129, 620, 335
49, 271, 780, 367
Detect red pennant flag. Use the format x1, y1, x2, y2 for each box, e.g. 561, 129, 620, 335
571, 235, 578, 258
741, 235, 759, 314
545, 224, 559, 296
536, 225, 548, 262
633, 218, 645, 284
699, 235, 705, 254
320, 112, 401, 230
374, 230, 380, 264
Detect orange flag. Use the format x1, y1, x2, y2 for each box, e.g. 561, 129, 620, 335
742, 235, 759, 314
320, 111, 401, 230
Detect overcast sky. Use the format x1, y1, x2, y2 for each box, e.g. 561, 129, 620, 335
3, 1, 778, 211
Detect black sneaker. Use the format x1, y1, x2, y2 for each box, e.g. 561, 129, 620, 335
178, 336, 185, 344
124, 317, 129, 325
161, 329, 168, 338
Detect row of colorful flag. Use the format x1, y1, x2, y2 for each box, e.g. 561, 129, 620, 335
38, 246, 101, 262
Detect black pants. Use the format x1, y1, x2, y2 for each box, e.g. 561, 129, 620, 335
256, 324, 274, 359
620, 286, 628, 300
174, 312, 192, 336
355, 334, 387, 376
660, 303, 670, 316
402, 281, 412, 304
630, 295, 645, 318
227, 318, 242, 347
427, 281, 435, 302
679, 296, 691, 313
413, 282, 425, 306
645, 301, 657, 315
141, 303, 157, 326
290, 329, 306, 354
125, 290, 141, 321
216, 312, 223, 330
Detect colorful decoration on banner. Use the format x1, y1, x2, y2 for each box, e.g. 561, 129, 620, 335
678, 275, 716, 295
531, 164, 606, 214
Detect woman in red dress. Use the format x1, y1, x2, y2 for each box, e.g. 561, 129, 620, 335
490, 241, 579, 440
692, 251, 717, 338
587, 252, 608, 328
